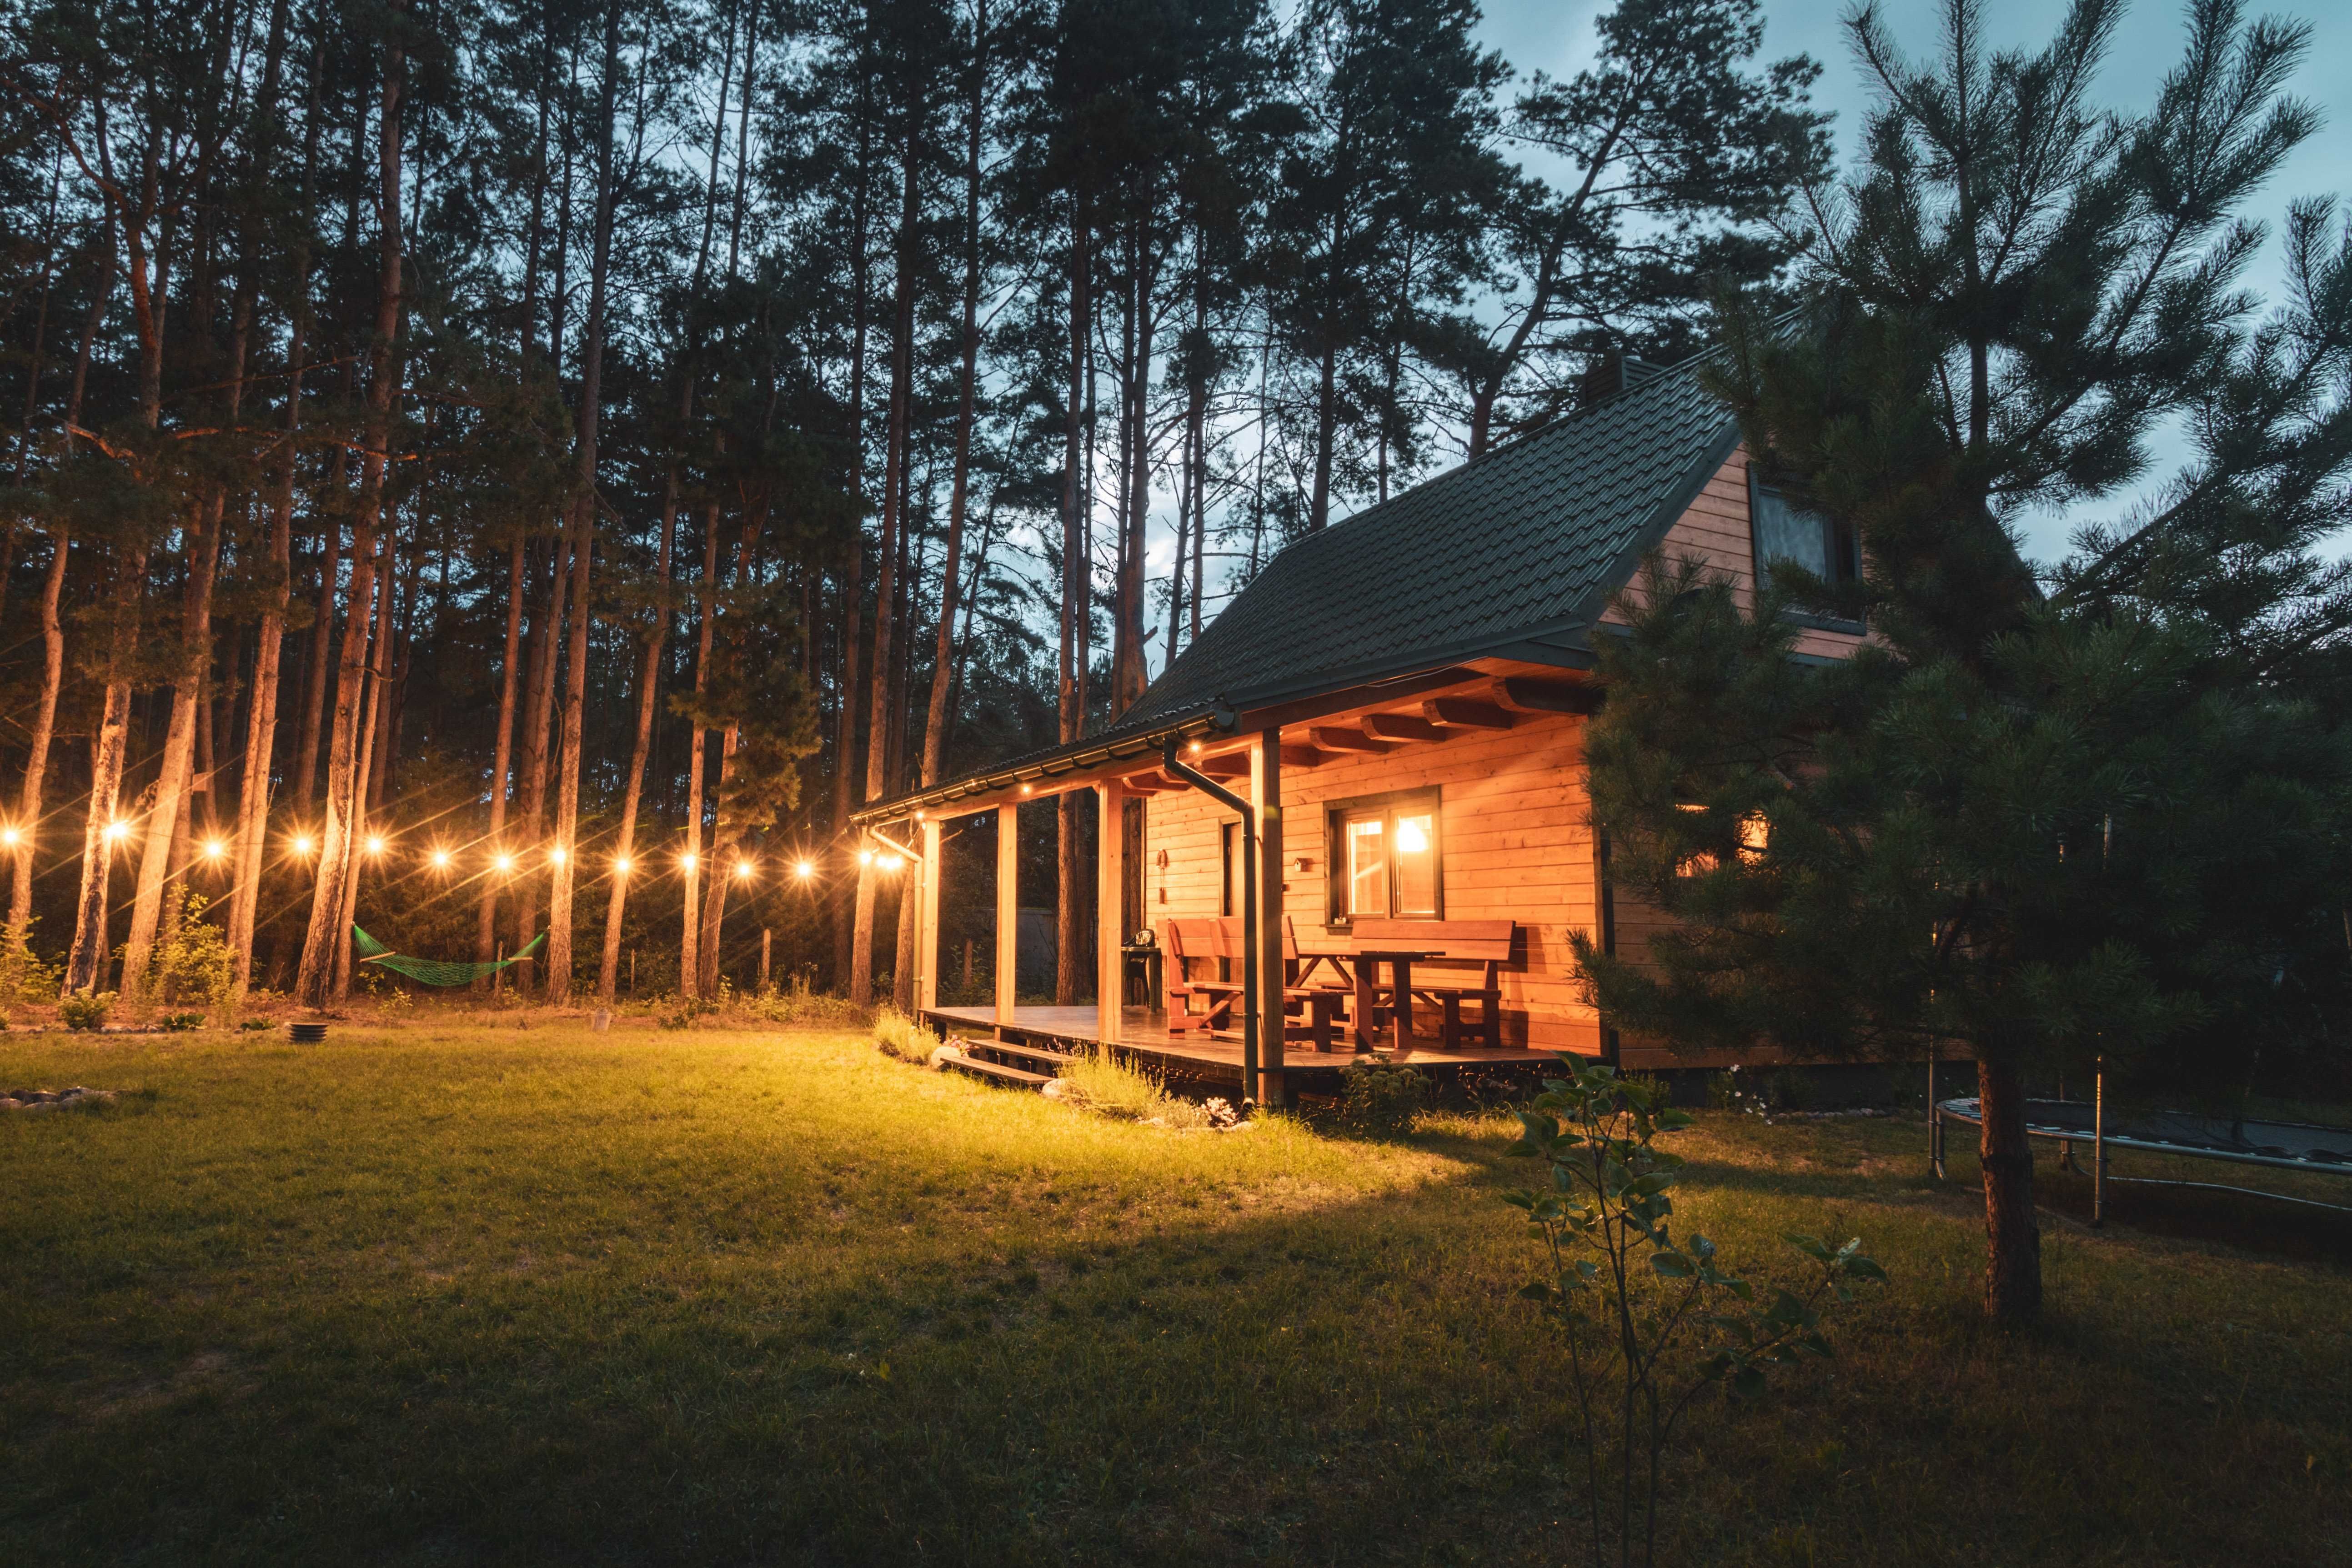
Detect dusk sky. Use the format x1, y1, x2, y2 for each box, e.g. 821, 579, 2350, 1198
1474, 0, 2352, 562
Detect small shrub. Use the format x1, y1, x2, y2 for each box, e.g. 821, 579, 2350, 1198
154, 889, 233, 1011
743, 976, 868, 1030
1339, 1059, 1427, 1137
873, 1007, 943, 1063
239, 1017, 274, 1032
161, 1011, 204, 1032
0, 918, 62, 1005
59, 992, 113, 1031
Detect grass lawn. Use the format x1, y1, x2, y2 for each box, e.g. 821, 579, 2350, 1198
3, 1022, 2347, 1565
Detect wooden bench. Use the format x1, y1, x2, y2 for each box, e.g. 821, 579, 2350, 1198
1162, 917, 1346, 1051
1349, 918, 1518, 1050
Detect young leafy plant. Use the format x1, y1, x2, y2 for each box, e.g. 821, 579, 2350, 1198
1504, 1057, 1885, 1567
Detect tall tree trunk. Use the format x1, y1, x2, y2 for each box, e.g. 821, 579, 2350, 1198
513, 530, 569, 990
1056, 191, 1090, 1007
546, 1, 622, 1007
332, 531, 392, 1002
1977, 1051, 2043, 1322
600, 480, 674, 1002
474, 533, 526, 981
294, 7, 404, 1011
11, 532, 69, 944
1308, 337, 1337, 531
64, 554, 142, 996
292, 521, 340, 818
120, 503, 222, 999
680, 504, 719, 997
850, 121, 918, 1009
830, 69, 875, 995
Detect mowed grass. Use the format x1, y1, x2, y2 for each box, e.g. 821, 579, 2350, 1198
2, 1025, 2347, 1566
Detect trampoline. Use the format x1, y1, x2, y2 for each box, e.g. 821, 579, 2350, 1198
1933, 1091, 2352, 1219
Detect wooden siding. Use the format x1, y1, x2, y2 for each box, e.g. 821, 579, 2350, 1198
1601, 447, 1865, 662
1146, 706, 1609, 1057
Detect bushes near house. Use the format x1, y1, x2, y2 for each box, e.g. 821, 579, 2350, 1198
1339, 1058, 1428, 1138
873, 1008, 943, 1064
1049, 1050, 1229, 1130
57, 992, 111, 1032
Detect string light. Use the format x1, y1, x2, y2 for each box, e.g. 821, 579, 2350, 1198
795, 860, 813, 879
431, 849, 452, 869
549, 846, 567, 866
682, 852, 698, 872
494, 853, 515, 873
365, 835, 387, 856
858, 848, 874, 866
203, 839, 227, 860
291, 834, 315, 856
734, 861, 753, 882
878, 853, 903, 873
104, 820, 129, 842
613, 856, 632, 875
1, 826, 22, 847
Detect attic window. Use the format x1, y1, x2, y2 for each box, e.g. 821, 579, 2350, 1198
1749, 475, 1863, 633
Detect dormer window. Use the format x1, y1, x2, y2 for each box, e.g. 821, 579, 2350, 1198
1750, 473, 1863, 633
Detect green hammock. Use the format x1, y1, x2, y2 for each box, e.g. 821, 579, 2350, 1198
352, 926, 545, 987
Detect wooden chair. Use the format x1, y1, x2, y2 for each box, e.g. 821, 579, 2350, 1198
1162, 917, 1346, 1051
1350, 918, 1519, 1049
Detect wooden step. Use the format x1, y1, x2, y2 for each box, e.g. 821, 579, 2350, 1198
973, 1038, 1077, 1073
943, 1053, 1052, 1089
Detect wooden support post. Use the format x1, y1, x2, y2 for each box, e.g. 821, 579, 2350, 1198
759, 928, 772, 991
1096, 780, 1124, 1044
1250, 729, 1285, 1108
916, 818, 942, 1014
995, 803, 1019, 1029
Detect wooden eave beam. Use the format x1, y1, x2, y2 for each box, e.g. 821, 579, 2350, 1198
1310, 726, 1393, 754
1279, 743, 1333, 769
1496, 676, 1603, 716
1361, 712, 1444, 744
1423, 696, 1515, 730
1198, 753, 1251, 780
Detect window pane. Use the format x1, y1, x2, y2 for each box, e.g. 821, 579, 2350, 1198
1220, 822, 1238, 917
1394, 811, 1436, 915
1347, 818, 1387, 918
1754, 485, 1829, 579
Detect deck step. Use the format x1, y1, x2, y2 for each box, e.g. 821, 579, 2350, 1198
971, 1038, 1078, 1072
943, 1053, 1053, 1090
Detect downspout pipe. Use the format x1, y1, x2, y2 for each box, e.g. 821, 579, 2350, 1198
1163, 738, 1259, 1109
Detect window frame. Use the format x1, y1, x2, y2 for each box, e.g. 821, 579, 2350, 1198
1323, 787, 1444, 928
1218, 818, 1244, 918
1747, 468, 1864, 635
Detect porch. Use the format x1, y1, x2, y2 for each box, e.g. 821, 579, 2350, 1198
922, 1002, 1541, 1094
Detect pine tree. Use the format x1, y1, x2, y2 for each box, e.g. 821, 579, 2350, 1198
1574, 0, 2352, 1323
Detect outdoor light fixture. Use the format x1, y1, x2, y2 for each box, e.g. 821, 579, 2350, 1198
734, 861, 752, 882
858, 848, 874, 866
682, 852, 699, 872
203, 839, 226, 860
549, 846, 567, 866
365, 835, 387, 856
613, 856, 632, 875
104, 820, 129, 842
494, 853, 515, 873
795, 860, 813, 879
291, 834, 315, 856
1189, 740, 1203, 753
878, 853, 903, 873
0, 826, 20, 847
431, 849, 452, 869
1020, 783, 1033, 795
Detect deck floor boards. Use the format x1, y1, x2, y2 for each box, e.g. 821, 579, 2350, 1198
923, 1003, 1542, 1081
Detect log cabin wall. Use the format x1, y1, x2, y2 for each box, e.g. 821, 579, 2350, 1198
1144, 707, 1609, 1057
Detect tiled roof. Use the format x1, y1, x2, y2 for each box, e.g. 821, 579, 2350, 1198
1118, 352, 1739, 727
857, 353, 1738, 818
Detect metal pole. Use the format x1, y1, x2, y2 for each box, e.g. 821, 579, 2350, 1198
1164, 740, 1258, 1109
2093, 1055, 2107, 1228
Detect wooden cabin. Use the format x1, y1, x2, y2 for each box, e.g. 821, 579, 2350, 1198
856, 354, 1863, 1101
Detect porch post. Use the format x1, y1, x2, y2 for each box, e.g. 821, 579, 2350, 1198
916, 818, 942, 1013
1096, 779, 1124, 1044
1249, 729, 1286, 1107
995, 802, 1018, 1030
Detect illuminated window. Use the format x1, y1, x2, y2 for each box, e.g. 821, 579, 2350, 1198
1326, 790, 1442, 924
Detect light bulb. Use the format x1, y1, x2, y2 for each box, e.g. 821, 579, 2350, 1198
291, 834, 315, 856
878, 853, 903, 873
734, 861, 752, 881
795, 860, 813, 879
494, 854, 515, 873
203, 839, 226, 860
858, 848, 874, 866
0, 826, 21, 847
365, 835, 386, 856
104, 820, 128, 842
682, 852, 698, 872
1396, 820, 1429, 854
549, 846, 567, 866
431, 849, 451, 868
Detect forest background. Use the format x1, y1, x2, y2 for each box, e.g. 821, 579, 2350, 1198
0, 0, 2321, 1012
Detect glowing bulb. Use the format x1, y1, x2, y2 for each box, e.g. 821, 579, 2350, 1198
291, 834, 315, 856
494, 854, 515, 873
1020, 783, 1033, 795
878, 853, 903, 873
431, 849, 451, 868
1396, 819, 1429, 854
795, 860, 813, 879
104, 820, 128, 842
734, 861, 752, 881
365, 835, 386, 856
549, 846, 567, 866
682, 852, 698, 872
203, 838, 226, 860
858, 848, 874, 866
1189, 741, 1203, 754
0, 826, 21, 847
613, 856, 632, 875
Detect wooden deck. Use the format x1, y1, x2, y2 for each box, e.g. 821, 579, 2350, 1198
922, 1003, 1546, 1090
